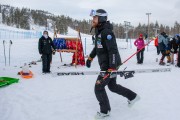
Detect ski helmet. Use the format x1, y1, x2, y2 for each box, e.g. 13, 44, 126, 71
175, 34, 179, 37
90, 9, 108, 23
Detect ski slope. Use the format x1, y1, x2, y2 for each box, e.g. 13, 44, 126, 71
0, 27, 180, 120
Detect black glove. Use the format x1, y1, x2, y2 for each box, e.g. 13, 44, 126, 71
86, 57, 93, 68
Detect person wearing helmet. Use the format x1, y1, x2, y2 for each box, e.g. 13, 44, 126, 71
86, 9, 140, 119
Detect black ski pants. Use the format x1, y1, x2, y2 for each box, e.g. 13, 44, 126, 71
177, 49, 180, 67
42, 54, 52, 73
156, 46, 160, 55
137, 49, 144, 63
95, 75, 136, 114
160, 50, 166, 61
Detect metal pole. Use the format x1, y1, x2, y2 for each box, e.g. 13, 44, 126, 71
153, 27, 160, 37
85, 38, 86, 55
124, 21, 132, 49
3, 40, 6, 66
130, 38, 132, 49
146, 13, 151, 52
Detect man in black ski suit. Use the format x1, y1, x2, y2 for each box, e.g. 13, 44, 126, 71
176, 34, 180, 67
38, 31, 56, 73
86, 9, 140, 119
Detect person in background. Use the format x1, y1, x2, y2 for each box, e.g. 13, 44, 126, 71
169, 35, 179, 64
38, 31, 56, 74
158, 32, 171, 65
134, 34, 145, 64
154, 36, 160, 55
176, 34, 180, 67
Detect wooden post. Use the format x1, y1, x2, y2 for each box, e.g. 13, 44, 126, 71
60, 52, 63, 62
56, 37, 81, 68
75, 37, 78, 68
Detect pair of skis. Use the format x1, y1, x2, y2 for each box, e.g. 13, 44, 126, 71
52, 68, 171, 79
52, 38, 171, 79
3, 40, 13, 66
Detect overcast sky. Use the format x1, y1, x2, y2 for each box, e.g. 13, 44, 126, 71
0, 0, 180, 27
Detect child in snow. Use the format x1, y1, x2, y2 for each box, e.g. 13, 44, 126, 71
22, 63, 30, 75
134, 34, 145, 64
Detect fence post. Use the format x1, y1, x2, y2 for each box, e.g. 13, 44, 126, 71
85, 38, 86, 55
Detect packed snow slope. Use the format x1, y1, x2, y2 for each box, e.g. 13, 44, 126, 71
0, 27, 180, 120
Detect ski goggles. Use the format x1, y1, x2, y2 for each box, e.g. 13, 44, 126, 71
90, 9, 108, 17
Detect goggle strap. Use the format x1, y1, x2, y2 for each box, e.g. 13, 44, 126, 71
90, 10, 108, 17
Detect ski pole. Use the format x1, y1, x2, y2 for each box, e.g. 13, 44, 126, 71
85, 38, 86, 55
9, 40, 13, 66
3, 40, 6, 66
122, 39, 154, 65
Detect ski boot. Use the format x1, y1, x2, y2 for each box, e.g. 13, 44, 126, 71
166, 61, 171, 66
159, 61, 165, 65
94, 111, 110, 119
128, 94, 140, 108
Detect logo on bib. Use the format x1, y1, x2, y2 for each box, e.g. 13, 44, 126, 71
97, 41, 103, 48
107, 35, 112, 40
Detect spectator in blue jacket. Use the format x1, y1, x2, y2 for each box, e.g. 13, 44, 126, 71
158, 32, 171, 65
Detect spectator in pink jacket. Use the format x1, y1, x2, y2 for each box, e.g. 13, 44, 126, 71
134, 34, 145, 64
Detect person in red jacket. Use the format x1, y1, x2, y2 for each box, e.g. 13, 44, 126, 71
134, 34, 145, 64
154, 37, 160, 55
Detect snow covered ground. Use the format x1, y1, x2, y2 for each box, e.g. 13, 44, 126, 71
0, 27, 180, 120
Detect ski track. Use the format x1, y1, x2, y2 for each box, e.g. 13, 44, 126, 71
1, 29, 180, 120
